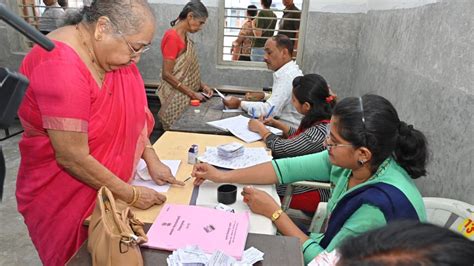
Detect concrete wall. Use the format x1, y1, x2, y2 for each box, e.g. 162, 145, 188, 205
0, 0, 27, 71
353, 0, 474, 203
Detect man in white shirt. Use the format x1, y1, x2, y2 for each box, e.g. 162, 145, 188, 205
223, 34, 303, 128
39, 0, 65, 34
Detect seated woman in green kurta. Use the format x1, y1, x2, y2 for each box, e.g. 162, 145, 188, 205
191, 94, 429, 264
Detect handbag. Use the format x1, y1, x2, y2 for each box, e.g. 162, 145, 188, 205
87, 186, 148, 266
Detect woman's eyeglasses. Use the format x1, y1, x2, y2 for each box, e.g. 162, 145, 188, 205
117, 29, 151, 57
324, 137, 353, 151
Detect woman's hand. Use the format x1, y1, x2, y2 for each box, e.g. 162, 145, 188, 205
192, 163, 224, 185
248, 119, 267, 134
189, 91, 206, 101
241, 186, 280, 218
201, 84, 214, 98
263, 117, 277, 127
133, 186, 167, 209
148, 161, 185, 186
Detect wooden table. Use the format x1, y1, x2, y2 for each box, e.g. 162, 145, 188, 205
169, 95, 242, 134
68, 224, 304, 266
130, 132, 278, 231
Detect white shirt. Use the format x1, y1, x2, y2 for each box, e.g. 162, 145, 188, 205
241, 61, 303, 128
38, 3, 65, 32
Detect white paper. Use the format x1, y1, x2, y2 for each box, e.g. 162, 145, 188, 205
166, 245, 264, 266
198, 147, 272, 169
131, 159, 181, 193
207, 115, 282, 142
213, 87, 226, 99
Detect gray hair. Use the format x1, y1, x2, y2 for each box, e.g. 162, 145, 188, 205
63, 0, 155, 35
170, 0, 208, 26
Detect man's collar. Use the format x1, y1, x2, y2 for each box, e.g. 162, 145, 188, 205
274, 60, 295, 78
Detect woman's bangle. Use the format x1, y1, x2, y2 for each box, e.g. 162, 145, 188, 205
127, 186, 139, 206
145, 145, 154, 150
176, 82, 182, 89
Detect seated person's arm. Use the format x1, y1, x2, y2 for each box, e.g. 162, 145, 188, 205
192, 161, 278, 186
162, 59, 204, 101
273, 151, 332, 184
48, 130, 165, 209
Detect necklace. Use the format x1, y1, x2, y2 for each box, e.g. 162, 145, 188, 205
75, 23, 105, 85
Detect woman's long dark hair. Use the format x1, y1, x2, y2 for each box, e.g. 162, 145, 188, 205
170, 0, 208, 27
333, 94, 428, 178
292, 74, 335, 131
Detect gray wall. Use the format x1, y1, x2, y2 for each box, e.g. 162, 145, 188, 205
0, 0, 27, 71
353, 0, 474, 203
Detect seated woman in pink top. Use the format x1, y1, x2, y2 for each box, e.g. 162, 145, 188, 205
16, 1, 183, 265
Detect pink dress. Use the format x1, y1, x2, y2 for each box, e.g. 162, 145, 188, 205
16, 41, 154, 265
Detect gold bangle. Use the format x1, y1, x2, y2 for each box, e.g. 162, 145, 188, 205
262, 131, 272, 141
127, 186, 139, 206
145, 145, 154, 150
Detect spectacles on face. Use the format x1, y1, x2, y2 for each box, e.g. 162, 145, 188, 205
324, 137, 354, 151
117, 29, 151, 57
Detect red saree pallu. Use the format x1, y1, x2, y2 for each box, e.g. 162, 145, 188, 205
16, 41, 153, 266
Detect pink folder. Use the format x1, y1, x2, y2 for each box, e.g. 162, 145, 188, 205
144, 204, 250, 259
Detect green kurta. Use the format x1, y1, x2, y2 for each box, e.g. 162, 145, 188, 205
272, 150, 426, 264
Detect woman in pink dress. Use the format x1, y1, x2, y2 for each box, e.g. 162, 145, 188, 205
16, 1, 183, 265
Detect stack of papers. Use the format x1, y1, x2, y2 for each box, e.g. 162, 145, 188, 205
131, 159, 181, 193
145, 204, 250, 259
217, 142, 244, 158
166, 245, 264, 266
207, 115, 282, 143
198, 147, 272, 169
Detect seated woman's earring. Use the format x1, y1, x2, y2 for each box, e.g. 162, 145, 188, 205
358, 160, 366, 165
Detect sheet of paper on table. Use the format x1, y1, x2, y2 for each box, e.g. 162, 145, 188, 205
207, 115, 282, 142
198, 147, 272, 169
130, 159, 181, 193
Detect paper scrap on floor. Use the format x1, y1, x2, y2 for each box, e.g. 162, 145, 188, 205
166, 245, 264, 266
198, 147, 272, 169
131, 159, 181, 193
207, 115, 282, 142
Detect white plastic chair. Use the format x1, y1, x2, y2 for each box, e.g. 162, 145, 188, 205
423, 197, 474, 239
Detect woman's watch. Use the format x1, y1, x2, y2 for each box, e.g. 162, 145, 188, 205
271, 208, 284, 222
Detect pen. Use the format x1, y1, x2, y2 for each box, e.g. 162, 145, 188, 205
251, 107, 256, 119
265, 105, 275, 119
183, 176, 192, 182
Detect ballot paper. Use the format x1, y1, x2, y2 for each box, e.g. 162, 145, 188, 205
130, 159, 181, 193
166, 245, 264, 266
198, 147, 272, 169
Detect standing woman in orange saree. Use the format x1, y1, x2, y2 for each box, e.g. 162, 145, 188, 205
157, 0, 214, 130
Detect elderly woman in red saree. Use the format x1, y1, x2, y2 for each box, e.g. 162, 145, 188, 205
157, 0, 213, 130
16, 1, 184, 265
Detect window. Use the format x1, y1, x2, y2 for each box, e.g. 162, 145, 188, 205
17, 0, 84, 46
218, 0, 308, 67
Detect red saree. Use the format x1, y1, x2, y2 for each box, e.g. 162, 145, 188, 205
16, 41, 153, 266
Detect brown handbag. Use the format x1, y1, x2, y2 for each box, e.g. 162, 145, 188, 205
87, 186, 148, 266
